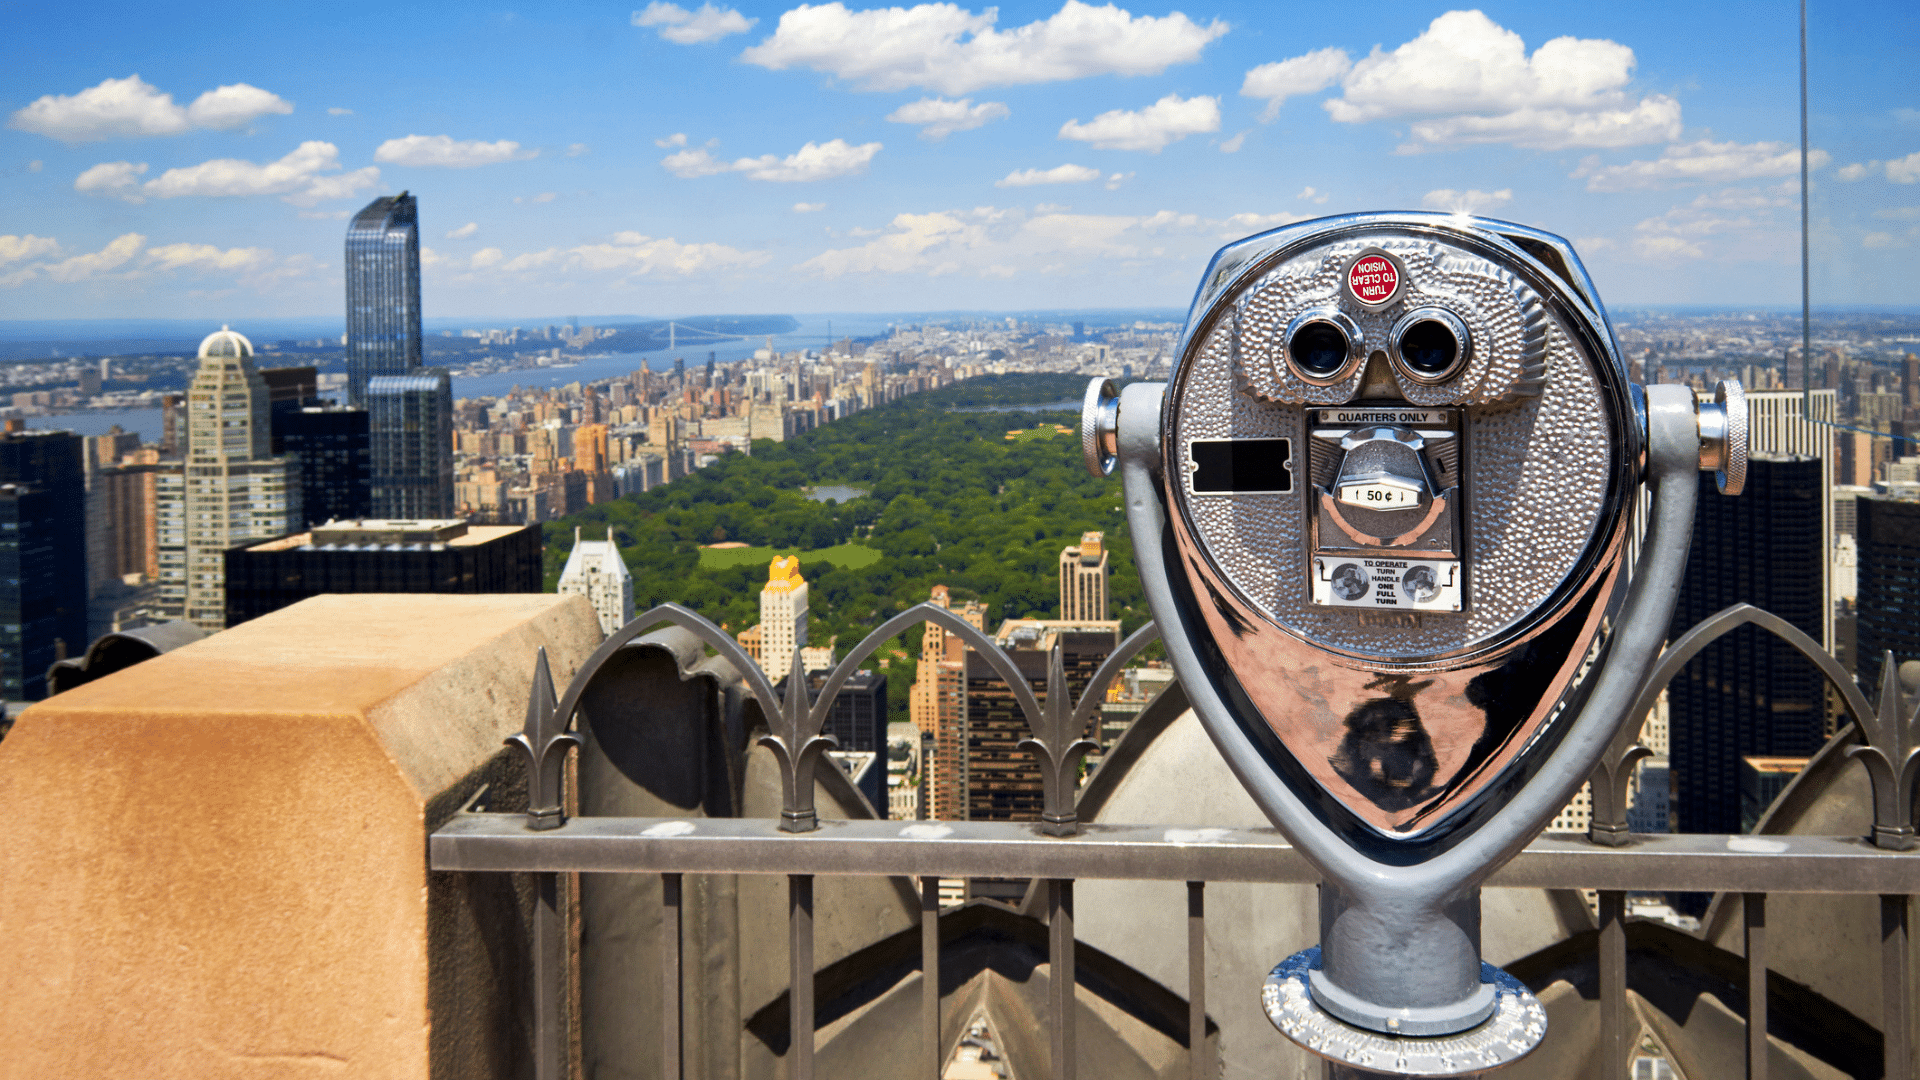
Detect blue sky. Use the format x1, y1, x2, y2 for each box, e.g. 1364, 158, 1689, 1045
1, 0, 1914, 320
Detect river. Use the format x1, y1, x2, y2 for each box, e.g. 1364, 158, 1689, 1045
450, 313, 898, 399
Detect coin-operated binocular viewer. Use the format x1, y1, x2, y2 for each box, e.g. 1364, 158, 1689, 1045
1083, 213, 1746, 1075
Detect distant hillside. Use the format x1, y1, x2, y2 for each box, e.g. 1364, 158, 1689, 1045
593, 315, 800, 354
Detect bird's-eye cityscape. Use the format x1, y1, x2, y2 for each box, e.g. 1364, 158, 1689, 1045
3, 3, 1918, 1078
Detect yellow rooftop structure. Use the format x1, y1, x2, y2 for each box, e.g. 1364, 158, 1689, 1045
764, 554, 805, 593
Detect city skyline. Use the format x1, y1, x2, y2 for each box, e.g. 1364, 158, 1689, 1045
2, 1, 1916, 320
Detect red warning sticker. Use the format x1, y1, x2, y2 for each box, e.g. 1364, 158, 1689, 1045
1348, 254, 1399, 305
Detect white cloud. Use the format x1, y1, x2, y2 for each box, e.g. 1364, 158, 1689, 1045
1634, 234, 1704, 260
1575, 139, 1823, 191
662, 147, 734, 177
567, 142, 591, 156
996, 164, 1100, 187
1297, 186, 1328, 204
297, 209, 351, 220
666, 138, 882, 181
1218, 131, 1245, 153
632, 2, 757, 44
185, 84, 294, 130
886, 97, 1009, 140
737, 139, 881, 181
329, 107, 354, 116
452, 230, 769, 277
374, 134, 536, 168
1421, 187, 1513, 214
9, 75, 291, 141
799, 210, 992, 276
1626, 199, 1796, 264
1323, 12, 1679, 152
0, 235, 59, 266
1242, 47, 1351, 122
447, 222, 480, 239
27, 160, 42, 172
1837, 162, 1875, 182
81, 142, 381, 207
1104, 172, 1131, 190
47, 233, 145, 282
74, 160, 149, 202
514, 192, 558, 204
144, 242, 273, 273
10, 76, 190, 140
793, 202, 826, 212
1897, 108, 1920, 123
656, 132, 689, 148
1, 233, 310, 289
1219, 211, 1306, 238
1058, 94, 1219, 153
1890, 151, 1920, 184
740, 0, 1229, 95
1689, 183, 1795, 210
1863, 231, 1903, 249
1874, 206, 1920, 221
797, 203, 1303, 279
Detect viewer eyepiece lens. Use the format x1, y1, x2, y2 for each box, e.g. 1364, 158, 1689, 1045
1399, 320, 1458, 375
1289, 321, 1350, 378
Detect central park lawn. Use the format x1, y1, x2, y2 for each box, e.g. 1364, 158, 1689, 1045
698, 542, 884, 571
543, 373, 1141, 721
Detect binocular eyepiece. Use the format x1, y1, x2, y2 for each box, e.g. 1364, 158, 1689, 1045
1283, 304, 1471, 386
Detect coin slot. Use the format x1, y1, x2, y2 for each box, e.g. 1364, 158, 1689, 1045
1189, 438, 1293, 494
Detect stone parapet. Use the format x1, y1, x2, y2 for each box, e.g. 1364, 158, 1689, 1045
0, 593, 602, 1080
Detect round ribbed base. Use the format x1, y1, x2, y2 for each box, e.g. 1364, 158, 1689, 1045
1262, 948, 1546, 1076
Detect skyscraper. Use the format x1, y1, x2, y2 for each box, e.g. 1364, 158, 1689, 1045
758, 556, 808, 670
0, 424, 86, 700
1059, 530, 1110, 621
1746, 389, 1838, 649
277, 407, 371, 527
345, 193, 422, 407
159, 328, 301, 633
557, 525, 633, 637
1668, 455, 1826, 836
367, 370, 453, 519
911, 585, 988, 821
964, 619, 1118, 822
1856, 495, 1920, 690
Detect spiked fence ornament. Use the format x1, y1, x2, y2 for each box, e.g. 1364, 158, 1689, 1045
1849, 652, 1920, 851
506, 647, 580, 831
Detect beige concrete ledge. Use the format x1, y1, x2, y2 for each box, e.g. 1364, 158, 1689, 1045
0, 593, 603, 1080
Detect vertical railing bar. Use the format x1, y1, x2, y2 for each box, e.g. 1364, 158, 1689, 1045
1049, 879, 1076, 1080
1599, 890, 1628, 1080
534, 871, 564, 1080
1885, 894, 1912, 1080
662, 872, 683, 1080
922, 876, 941, 1080
1745, 892, 1767, 1080
1187, 881, 1208, 1080
791, 874, 815, 1080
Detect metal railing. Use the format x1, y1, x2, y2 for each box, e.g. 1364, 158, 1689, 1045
430, 600, 1920, 1080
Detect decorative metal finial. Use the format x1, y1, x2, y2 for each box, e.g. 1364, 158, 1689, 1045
1022, 644, 1102, 837
1849, 651, 1920, 851
506, 647, 581, 831
758, 642, 838, 833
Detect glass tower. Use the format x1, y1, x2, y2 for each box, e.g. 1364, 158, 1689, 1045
345, 192, 421, 407
367, 370, 454, 519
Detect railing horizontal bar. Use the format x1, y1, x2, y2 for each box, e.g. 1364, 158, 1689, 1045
431, 815, 1920, 893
